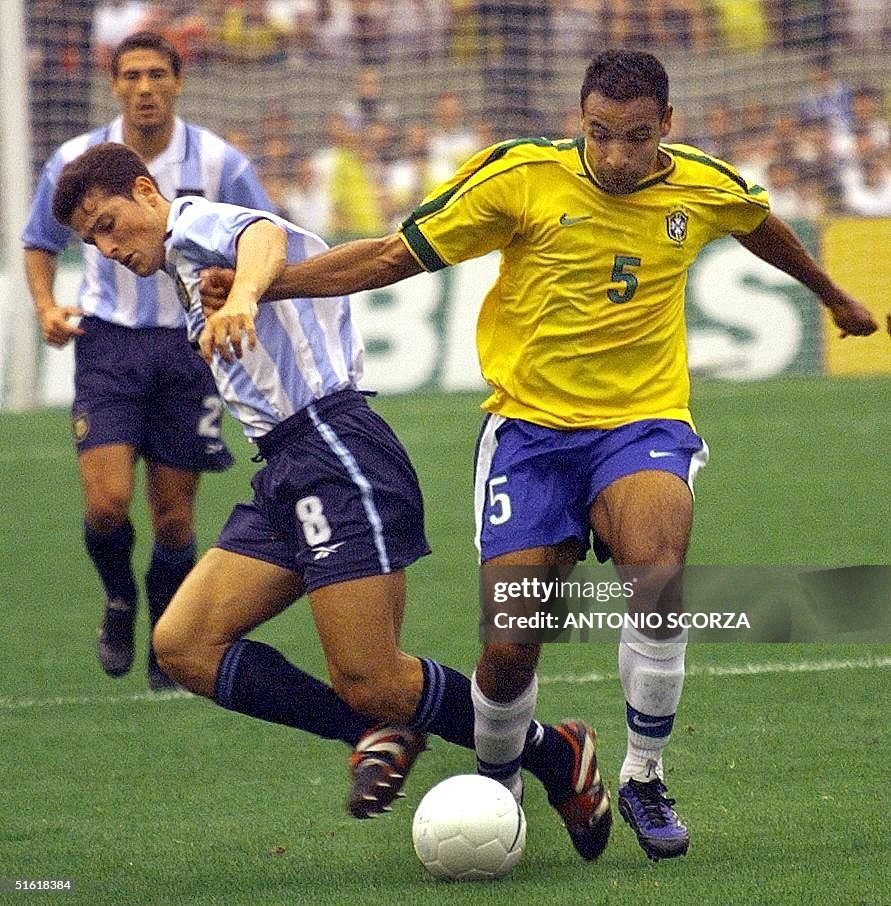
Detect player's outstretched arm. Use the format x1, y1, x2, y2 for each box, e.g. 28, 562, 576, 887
734, 214, 877, 338
199, 219, 286, 363
200, 233, 423, 309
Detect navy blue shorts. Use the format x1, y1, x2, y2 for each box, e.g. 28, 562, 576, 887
71, 316, 233, 472
215, 390, 431, 591
473, 416, 709, 562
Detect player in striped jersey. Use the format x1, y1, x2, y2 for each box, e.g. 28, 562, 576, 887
21, 32, 273, 690
51, 142, 614, 839
197, 50, 878, 862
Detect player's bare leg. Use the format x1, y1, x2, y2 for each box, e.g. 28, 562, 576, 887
591, 469, 692, 860
153, 548, 300, 695
310, 572, 429, 817
475, 544, 612, 860
309, 571, 423, 721
154, 548, 392, 770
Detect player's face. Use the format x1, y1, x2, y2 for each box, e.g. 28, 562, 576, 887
580, 93, 672, 195
70, 181, 168, 276
112, 48, 182, 133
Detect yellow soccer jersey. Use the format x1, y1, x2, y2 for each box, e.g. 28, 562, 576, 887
399, 137, 771, 429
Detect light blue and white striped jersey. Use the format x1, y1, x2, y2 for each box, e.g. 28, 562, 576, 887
166, 197, 364, 439
22, 116, 274, 328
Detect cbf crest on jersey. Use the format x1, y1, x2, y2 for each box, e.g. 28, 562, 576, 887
666, 209, 688, 244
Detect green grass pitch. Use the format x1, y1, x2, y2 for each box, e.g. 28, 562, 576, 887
0, 377, 889, 905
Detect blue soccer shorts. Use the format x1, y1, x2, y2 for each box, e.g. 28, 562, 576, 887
473, 415, 709, 562
71, 317, 232, 472
215, 390, 431, 592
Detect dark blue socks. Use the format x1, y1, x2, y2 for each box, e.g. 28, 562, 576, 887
213, 639, 373, 746
84, 519, 137, 605
145, 538, 196, 627
410, 659, 475, 750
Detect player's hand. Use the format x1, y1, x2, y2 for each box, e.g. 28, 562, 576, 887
198, 296, 258, 364
38, 305, 85, 347
824, 293, 878, 338
199, 268, 236, 315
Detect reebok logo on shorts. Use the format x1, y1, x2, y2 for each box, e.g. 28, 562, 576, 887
312, 542, 346, 560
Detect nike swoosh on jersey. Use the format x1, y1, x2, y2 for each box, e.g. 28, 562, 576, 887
559, 212, 593, 226
648, 450, 675, 458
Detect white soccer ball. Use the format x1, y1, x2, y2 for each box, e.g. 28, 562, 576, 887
411, 774, 527, 881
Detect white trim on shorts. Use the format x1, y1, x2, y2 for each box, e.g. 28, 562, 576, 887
473, 414, 507, 559
308, 404, 392, 573
686, 437, 710, 499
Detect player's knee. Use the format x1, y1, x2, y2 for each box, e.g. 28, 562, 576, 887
151, 617, 207, 692
151, 617, 184, 674
478, 643, 539, 700
624, 563, 686, 634
84, 491, 131, 533
151, 505, 195, 549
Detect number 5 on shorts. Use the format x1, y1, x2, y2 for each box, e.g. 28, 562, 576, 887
488, 475, 512, 525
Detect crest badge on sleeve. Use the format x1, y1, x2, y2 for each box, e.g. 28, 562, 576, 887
666, 210, 688, 244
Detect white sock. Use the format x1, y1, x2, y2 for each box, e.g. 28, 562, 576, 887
471, 671, 538, 802
618, 626, 686, 784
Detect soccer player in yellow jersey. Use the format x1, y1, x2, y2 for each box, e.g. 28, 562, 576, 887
199, 50, 877, 862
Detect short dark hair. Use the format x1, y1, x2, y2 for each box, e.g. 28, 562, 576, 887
111, 30, 182, 78
580, 50, 669, 116
52, 142, 156, 227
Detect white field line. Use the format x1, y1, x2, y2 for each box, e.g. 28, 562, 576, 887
0, 656, 888, 711
539, 655, 891, 686
0, 688, 196, 711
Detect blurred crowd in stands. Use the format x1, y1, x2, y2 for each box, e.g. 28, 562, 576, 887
226, 61, 891, 238
26, 1, 891, 238
84, 0, 890, 68
686, 62, 891, 220
230, 77, 499, 241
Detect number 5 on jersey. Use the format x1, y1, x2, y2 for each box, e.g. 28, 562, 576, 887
608, 255, 641, 303
487, 475, 512, 525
